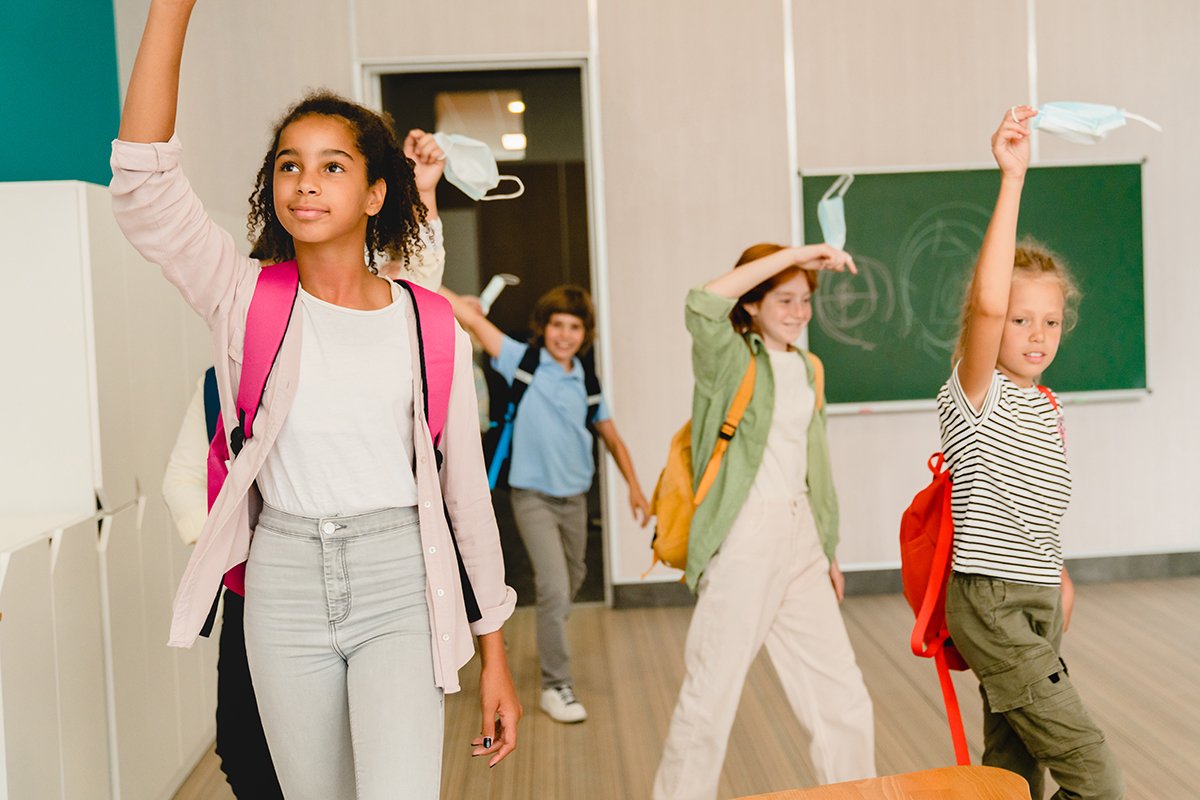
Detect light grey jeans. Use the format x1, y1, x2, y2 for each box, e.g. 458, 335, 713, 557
510, 488, 589, 689
244, 504, 444, 799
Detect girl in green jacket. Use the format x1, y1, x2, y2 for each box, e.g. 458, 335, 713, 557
654, 243, 876, 799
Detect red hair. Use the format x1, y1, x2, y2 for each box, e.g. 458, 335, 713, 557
729, 243, 818, 334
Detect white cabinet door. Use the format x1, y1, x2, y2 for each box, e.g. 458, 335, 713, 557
0, 539, 65, 799
82, 184, 141, 513
0, 182, 95, 521
101, 504, 183, 800
52, 520, 112, 800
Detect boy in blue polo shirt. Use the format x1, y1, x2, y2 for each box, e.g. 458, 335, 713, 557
445, 284, 650, 722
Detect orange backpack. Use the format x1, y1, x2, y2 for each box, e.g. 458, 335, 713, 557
648, 358, 757, 571
648, 352, 824, 573
901, 384, 1059, 766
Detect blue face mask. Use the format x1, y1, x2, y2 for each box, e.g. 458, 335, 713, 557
817, 173, 853, 250
432, 132, 525, 201
1032, 102, 1162, 145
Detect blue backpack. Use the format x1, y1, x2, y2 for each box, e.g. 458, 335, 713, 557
483, 341, 602, 490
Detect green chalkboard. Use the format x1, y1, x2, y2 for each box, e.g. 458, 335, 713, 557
801, 164, 1146, 406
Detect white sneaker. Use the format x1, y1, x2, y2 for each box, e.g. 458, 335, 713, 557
541, 685, 588, 723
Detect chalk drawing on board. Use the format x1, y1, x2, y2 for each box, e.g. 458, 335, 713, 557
897, 202, 991, 360
813, 255, 895, 350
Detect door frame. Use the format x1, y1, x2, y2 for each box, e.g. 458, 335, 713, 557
357, 55, 618, 606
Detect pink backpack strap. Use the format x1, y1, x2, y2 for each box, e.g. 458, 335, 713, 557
395, 280, 456, 447
230, 261, 300, 455
207, 410, 228, 511
200, 262, 298, 623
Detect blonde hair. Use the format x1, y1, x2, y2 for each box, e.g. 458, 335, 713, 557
952, 239, 1081, 366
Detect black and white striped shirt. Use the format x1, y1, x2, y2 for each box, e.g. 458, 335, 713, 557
937, 368, 1070, 585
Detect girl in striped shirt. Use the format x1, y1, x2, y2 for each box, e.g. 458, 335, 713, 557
939, 106, 1123, 799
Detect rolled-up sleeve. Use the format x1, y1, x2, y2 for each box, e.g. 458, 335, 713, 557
440, 326, 516, 636
685, 286, 742, 392
489, 336, 529, 385
161, 376, 210, 546
110, 136, 253, 324
380, 217, 445, 290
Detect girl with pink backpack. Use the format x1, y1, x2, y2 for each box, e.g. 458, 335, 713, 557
112, 1, 520, 796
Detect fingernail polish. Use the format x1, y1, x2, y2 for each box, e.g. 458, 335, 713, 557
483, 737, 493, 749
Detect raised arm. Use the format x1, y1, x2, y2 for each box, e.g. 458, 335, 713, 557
119, 0, 196, 143
111, 0, 254, 324
704, 243, 856, 299
380, 130, 447, 288
441, 286, 506, 358
957, 106, 1036, 410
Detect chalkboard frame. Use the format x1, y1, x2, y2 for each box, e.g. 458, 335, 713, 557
798, 160, 1150, 415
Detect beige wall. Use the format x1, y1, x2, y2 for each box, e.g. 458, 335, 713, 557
112, 0, 1199, 590
354, 0, 588, 61
596, 0, 795, 582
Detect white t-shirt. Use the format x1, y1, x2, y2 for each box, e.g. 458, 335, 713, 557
937, 366, 1071, 585
256, 282, 417, 516
751, 349, 814, 499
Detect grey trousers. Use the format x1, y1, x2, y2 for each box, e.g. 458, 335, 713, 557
244, 505, 444, 800
510, 488, 589, 689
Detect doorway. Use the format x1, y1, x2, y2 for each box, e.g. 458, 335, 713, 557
380, 67, 604, 605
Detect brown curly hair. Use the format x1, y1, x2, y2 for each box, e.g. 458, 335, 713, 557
729, 243, 819, 334
246, 91, 428, 273
530, 285, 596, 353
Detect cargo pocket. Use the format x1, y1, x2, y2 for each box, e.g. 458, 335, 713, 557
980, 646, 1105, 760
976, 646, 1057, 713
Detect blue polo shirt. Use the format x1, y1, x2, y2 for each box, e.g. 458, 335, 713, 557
492, 337, 611, 497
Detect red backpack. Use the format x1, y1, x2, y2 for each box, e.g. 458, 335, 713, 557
200, 262, 463, 635
901, 385, 1058, 766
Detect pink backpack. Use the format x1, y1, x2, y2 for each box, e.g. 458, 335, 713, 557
201, 262, 463, 634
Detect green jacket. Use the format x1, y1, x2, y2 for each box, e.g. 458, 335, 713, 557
684, 287, 840, 591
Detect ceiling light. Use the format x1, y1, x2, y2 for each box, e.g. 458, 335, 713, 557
508, 100, 526, 114
501, 133, 527, 151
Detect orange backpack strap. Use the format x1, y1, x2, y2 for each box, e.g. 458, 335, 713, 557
694, 355, 757, 504
805, 351, 825, 412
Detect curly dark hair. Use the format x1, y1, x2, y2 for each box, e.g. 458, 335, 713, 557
246, 90, 428, 273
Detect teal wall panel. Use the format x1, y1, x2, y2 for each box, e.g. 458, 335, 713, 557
1, 1, 121, 185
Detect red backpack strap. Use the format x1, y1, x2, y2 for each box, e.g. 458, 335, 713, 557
230, 262, 300, 455
1037, 384, 1058, 410
911, 453, 953, 658
910, 452, 971, 766
395, 280, 456, 447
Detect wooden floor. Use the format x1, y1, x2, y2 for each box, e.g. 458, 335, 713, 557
175, 577, 1200, 799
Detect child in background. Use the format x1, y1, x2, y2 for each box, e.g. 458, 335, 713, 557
939, 106, 1123, 799
446, 285, 650, 723
654, 243, 876, 799
113, 1, 519, 796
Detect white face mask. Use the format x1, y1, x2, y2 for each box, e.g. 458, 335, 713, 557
1032, 102, 1162, 145
432, 132, 525, 201
817, 173, 853, 250
478, 273, 521, 315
